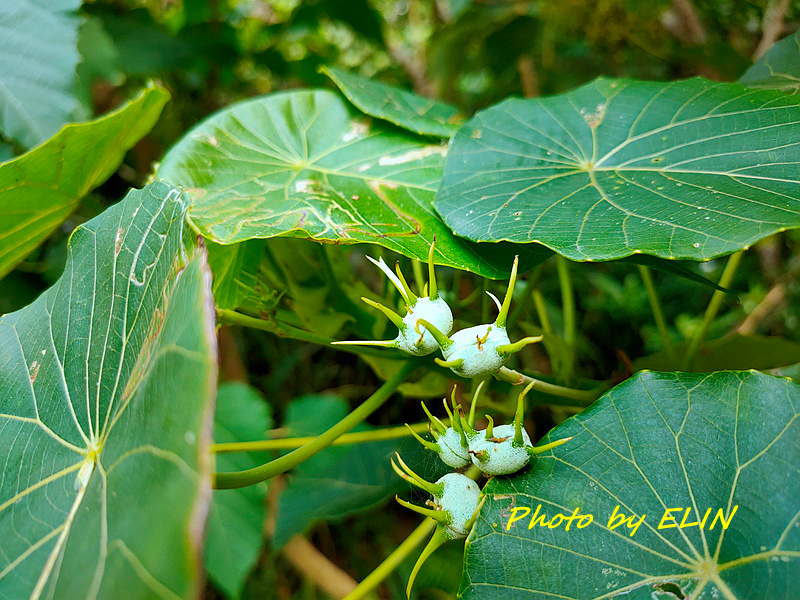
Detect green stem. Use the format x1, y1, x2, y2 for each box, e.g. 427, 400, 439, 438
532, 289, 552, 335
637, 265, 676, 364
213, 362, 418, 489
212, 421, 433, 453
555, 256, 576, 382
217, 308, 398, 359
342, 466, 482, 600
681, 251, 744, 370
494, 367, 603, 406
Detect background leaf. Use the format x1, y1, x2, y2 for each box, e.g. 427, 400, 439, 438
0, 0, 82, 148
0, 84, 170, 280
0, 181, 217, 599
206, 382, 272, 599
207, 239, 266, 311
323, 67, 463, 138
158, 88, 550, 279
740, 32, 800, 93
633, 332, 800, 372
436, 78, 800, 262
462, 370, 800, 599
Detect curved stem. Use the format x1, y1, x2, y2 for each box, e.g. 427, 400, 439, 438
637, 265, 676, 364
213, 362, 418, 489
342, 518, 437, 600
213, 421, 432, 453
343, 466, 482, 600
494, 367, 603, 406
681, 251, 744, 371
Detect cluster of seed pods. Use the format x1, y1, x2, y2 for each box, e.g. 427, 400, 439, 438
335, 243, 569, 595
395, 382, 572, 596
333, 240, 543, 378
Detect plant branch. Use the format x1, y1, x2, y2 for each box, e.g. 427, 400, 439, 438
754, 0, 790, 60
493, 367, 603, 406
342, 466, 482, 600
637, 265, 676, 363
217, 308, 403, 359
213, 362, 418, 489
681, 251, 744, 370
213, 421, 433, 453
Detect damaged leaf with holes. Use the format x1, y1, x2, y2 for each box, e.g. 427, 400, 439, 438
0, 181, 217, 599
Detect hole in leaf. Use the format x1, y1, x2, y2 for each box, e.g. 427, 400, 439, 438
653, 582, 686, 599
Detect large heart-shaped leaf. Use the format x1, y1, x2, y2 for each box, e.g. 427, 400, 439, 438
436, 78, 800, 261
157, 89, 550, 279
740, 32, 800, 93
0, 84, 169, 280
0, 0, 82, 148
323, 67, 463, 138
462, 370, 799, 599
0, 181, 217, 599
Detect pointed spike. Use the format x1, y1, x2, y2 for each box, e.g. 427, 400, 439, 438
496, 255, 519, 329
468, 380, 486, 430
485, 290, 502, 313
484, 414, 495, 440
331, 339, 397, 347
514, 381, 535, 447
528, 436, 573, 456
415, 318, 453, 350
395, 262, 418, 305
434, 357, 463, 369
406, 424, 439, 452
361, 297, 406, 329
366, 255, 409, 303
423, 282, 429, 297
496, 335, 544, 356
421, 401, 447, 435
465, 495, 487, 532
428, 236, 438, 299
471, 449, 489, 463
407, 525, 450, 598
441, 396, 455, 424
393, 453, 444, 495
396, 496, 448, 521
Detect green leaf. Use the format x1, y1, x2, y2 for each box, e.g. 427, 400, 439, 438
158, 88, 551, 279
436, 78, 800, 262
206, 382, 272, 599
0, 181, 217, 599
273, 394, 446, 547
634, 333, 800, 372
323, 67, 463, 138
740, 32, 800, 93
208, 239, 266, 310
0, 84, 169, 280
0, 0, 82, 148
462, 370, 800, 599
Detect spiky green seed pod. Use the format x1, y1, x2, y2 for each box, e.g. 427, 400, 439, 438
416, 256, 542, 378
332, 240, 453, 356
409, 389, 471, 468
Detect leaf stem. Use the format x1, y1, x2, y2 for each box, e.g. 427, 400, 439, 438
555, 256, 576, 382
342, 466, 482, 600
212, 421, 433, 453
681, 251, 743, 371
213, 362, 418, 489
493, 367, 603, 406
637, 265, 676, 364
217, 308, 400, 359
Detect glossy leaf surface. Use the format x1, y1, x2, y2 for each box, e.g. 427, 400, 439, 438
436, 78, 800, 261
0, 182, 217, 599
461, 370, 800, 599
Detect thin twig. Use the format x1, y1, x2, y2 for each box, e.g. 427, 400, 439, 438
754, 0, 790, 59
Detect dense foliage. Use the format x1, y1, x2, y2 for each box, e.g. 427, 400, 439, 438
1, 2, 799, 600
